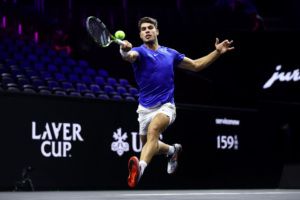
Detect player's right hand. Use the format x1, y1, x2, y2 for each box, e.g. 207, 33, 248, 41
120, 40, 132, 52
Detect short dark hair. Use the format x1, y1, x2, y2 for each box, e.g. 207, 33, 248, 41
138, 17, 158, 30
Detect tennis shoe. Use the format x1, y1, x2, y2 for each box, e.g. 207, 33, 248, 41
167, 144, 182, 174
128, 156, 140, 188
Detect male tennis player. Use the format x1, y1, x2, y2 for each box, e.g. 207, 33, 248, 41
120, 16, 234, 188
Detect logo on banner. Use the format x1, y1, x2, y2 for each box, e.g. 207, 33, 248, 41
111, 127, 142, 156
31, 121, 84, 158
263, 65, 300, 89
111, 128, 129, 156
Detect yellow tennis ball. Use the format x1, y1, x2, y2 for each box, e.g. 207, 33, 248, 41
115, 30, 125, 40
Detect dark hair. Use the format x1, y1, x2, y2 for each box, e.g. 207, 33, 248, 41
138, 17, 158, 30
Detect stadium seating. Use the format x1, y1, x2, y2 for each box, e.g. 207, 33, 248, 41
0, 34, 138, 102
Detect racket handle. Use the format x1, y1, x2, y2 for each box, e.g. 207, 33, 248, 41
115, 39, 126, 46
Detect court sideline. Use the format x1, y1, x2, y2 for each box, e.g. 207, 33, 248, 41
1, 189, 300, 200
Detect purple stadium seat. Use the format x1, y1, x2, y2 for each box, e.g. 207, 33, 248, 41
61, 65, 72, 74
107, 77, 118, 87
95, 76, 105, 86
76, 82, 89, 93
98, 68, 109, 78
111, 94, 123, 101
104, 84, 117, 95
61, 81, 75, 92
129, 87, 138, 96
86, 68, 96, 76
39, 89, 52, 95
125, 96, 136, 102
69, 91, 81, 97
74, 66, 84, 75
81, 75, 93, 84
119, 78, 130, 87
78, 60, 89, 68
98, 94, 110, 100
47, 64, 58, 73
90, 84, 103, 94
68, 74, 80, 83
55, 73, 66, 82
83, 92, 96, 98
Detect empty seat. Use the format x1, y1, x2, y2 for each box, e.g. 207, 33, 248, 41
40, 71, 53, 81
98, 68, 109, 78
47, 64, 58, 73
111, 94, 123, 101
119, 78, 130, 87
125, 96, 136, 102
78, 60, 89, 68
55, 73, 66, 82
47, 80, 61, 91
95, 76, 105, 86
61, 81, 75, 92
81, 75, 93, 84
104, 85, 117, 95
98, 94, 110, 100
17, 77, 30, 86
107, 77, 118, 87
86, 68, 96, 76
90, 84, 103, 94
54, 90, 67, 96
68, 74, 80, 83
76, 82, 89, 93
129, 87, 138, 96
1, 76, 15, 85
61, 65, 72, 74
31, 78, 45, 88
23, 88, 36, 94
116, 86, 130, 96
84, 92, 96, 98
54, 57, 64, 66
74, 66, 84, 75
69, 91, 81, 97
7, 86, 20, 93
66, 58, 76, 66
40, 56, 51, 64
28, 70, 40, 78
27, 54, 38, 62
39, 89, 52, 95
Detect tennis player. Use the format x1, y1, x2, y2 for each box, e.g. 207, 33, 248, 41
120, 16, 234, 188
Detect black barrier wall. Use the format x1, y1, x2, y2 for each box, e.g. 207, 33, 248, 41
0, 93, 289, 190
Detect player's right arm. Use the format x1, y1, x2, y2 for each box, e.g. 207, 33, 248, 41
120, 40, 139, 63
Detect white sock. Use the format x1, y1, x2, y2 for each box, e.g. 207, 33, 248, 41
167, 145, 175, 156
139, 160, 147, 179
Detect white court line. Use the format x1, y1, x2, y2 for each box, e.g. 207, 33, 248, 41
122, 191, 300, 196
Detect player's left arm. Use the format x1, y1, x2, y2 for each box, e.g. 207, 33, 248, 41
178, 38, 234, 72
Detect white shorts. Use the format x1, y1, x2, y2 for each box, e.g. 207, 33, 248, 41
137, 102, 176, 136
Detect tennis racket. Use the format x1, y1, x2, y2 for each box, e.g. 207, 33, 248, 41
85, 16, 125, 47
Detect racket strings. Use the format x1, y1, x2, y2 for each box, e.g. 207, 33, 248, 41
88, 19, 110, 46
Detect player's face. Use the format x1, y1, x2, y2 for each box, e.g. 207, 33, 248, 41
139, 23, 159, 43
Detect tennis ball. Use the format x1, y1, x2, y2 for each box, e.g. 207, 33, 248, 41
115, 30, 125, 40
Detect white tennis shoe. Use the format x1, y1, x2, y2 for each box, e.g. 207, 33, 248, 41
167, 144, 182, 174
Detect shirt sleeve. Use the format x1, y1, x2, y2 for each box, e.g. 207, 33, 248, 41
172, 49, 185, 67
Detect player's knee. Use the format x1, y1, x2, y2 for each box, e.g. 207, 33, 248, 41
148, 125, 160, 135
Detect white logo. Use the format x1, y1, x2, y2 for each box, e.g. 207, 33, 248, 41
263, 65, 300, 89
111, 127, 164, 156
32, 121, 84, 158
111, 128, 148, 156
215, 118, 240, 126
111, 128, 129, 156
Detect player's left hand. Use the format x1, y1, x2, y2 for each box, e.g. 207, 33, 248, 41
215, 38, 235, 54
